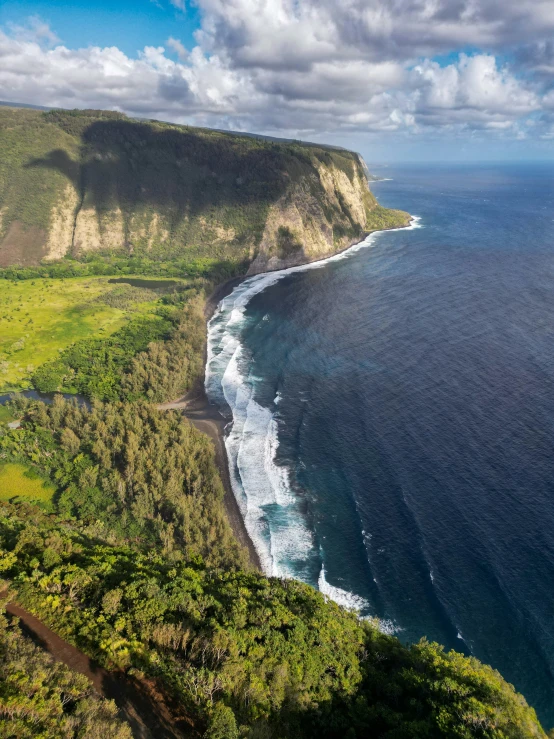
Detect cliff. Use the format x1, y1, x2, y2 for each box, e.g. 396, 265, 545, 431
0, 107, 409, 270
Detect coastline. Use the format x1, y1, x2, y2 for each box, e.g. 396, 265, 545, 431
158, 274, 263, 570
160, 217, 415, 574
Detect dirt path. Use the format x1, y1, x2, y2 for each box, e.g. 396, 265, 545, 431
3, 597, 193, 739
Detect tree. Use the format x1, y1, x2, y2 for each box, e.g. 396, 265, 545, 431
204, 703, 239, 739
60, 428, 80, 456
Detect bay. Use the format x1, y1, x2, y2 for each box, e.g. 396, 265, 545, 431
206, 163, 554, 725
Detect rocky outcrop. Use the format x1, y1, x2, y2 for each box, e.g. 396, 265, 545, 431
45, 185, 80, 260
247, 157, 409, 274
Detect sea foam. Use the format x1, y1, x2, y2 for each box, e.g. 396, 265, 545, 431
318, 565, 369, 611
206, 219, 420, 605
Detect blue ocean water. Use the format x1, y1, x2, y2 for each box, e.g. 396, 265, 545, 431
206, 163, 554, 725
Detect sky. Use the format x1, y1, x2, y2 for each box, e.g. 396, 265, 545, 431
2, 0, 554, 161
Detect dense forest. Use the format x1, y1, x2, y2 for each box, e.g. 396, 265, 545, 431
0, 499, 546, 738
0, 604, 132, 738
1, 396, 245, 569
0, 398, 548, 738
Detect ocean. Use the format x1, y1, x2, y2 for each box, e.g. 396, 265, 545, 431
205, 163, 554, 725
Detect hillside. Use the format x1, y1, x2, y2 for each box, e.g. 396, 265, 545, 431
0, 108, 549, 737
0, 107, 408, 273
0, 444, 546, 739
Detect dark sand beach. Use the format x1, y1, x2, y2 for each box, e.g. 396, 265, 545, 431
159, 224, 414, 573
158, 276, 262, 570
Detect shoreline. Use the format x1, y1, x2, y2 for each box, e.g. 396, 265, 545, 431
162, 216, 415, 574
158, 275, 263, 570
2, 220, 414, 575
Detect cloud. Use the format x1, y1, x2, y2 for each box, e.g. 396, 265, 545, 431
167, 36, 188, 60
516, 41, 554, 81
412, 55, 539, 125
0, 5, 553, 143
7, 15, 59, 47
194, 0, 554, 69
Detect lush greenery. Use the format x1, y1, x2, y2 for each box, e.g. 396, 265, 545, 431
366, 204, 413, 231
0, 602, 131, 738
0, 261, 210, 405
0, 254, 247, 283
0, 406, 14, 426
31, 290, 205, 402
0, 499, 545, 739
0, 275, 182, 392
0, 396, 245, 569
0, 463, 54, 504
0, 105, 543, 739
31, 312, 171, 398
0, 104, 408, 406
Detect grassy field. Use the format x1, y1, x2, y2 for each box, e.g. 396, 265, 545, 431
0, 276, 183, 391
0, 463, 55, 503
0, 405, 14, 424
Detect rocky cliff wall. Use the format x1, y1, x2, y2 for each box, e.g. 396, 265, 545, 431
0, 108, 409, 269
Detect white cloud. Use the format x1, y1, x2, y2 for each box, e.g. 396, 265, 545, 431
6, 15, 59, 47
167, 36, 188, 60
412, 55, 539, 125
0, 5, 552, 143
194, 0, 554, 68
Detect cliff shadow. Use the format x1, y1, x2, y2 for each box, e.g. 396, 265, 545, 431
24, 119, 310, 250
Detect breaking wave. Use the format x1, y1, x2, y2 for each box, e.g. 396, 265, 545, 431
205, 220, 420, 605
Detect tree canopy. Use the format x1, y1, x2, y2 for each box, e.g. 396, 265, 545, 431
0, 395, 547, 738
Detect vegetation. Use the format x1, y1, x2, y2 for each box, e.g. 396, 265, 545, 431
30, 288, 205, 401
0, 254, 247, 283
0, 497, 545, 738
0, 275, 181, 392
0, 106, 408, 270
0, 105, 541, 738
0, 603, 131, 738
365, 204, 413, 232
0, 463, 54, 505
0, 396, 246, 569
276, 226, 302, 258
0, 407, 14, 426
0, 104, 409, 406
0, 108, 80, 266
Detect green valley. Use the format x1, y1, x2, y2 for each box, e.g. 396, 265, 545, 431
0, 105, 546, 739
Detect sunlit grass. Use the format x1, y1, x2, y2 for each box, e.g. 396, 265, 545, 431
0, 276, 175, 391
0, 463, 55, 503
0, 406, 14, 424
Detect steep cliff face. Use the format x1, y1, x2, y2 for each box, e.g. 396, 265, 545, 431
0, 107, 409, 269
247, 157, 409, 274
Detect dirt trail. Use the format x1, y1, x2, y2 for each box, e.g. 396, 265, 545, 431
3, 597, 193, 739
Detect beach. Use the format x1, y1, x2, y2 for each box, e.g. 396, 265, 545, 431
162, 218, 416, 576
158, 275, 263, 570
